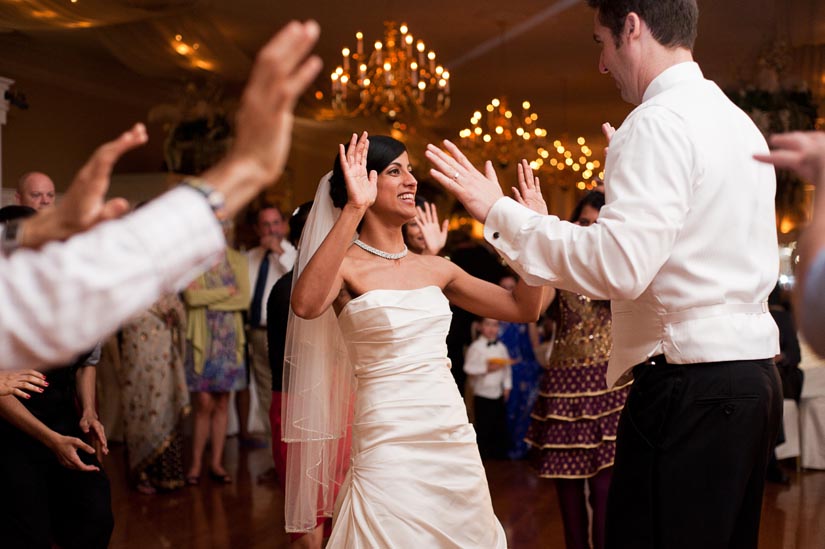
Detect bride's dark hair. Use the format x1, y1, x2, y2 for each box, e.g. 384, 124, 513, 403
329, 135, 407, 208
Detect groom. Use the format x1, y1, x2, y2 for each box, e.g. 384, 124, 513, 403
427, 1, 781, 547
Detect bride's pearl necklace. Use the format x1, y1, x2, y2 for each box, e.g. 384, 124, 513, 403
353, 239, 408, 260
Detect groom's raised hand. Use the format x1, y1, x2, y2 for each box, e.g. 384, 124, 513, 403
426, 140, 503, 223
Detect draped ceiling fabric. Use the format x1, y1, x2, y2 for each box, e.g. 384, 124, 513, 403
0, 0, 202, 30
1, 0, 823, 143
96, 15, 252, 81
786, 0, 825, 103
2, 0, 823, 101
787, 0, 825, 47
0, 0, 251, 82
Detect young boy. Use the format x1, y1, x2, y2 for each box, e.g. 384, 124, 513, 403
464, 317, 513, 460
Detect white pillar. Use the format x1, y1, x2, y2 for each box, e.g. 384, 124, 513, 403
0, 76, 15, 206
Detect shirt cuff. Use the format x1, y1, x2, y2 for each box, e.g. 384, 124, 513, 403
484, 197, 523, 247
483, 197, 560, 286
278, 246, 297, 270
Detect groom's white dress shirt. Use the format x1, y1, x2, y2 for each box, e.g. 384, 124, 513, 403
484, 62, 780, 385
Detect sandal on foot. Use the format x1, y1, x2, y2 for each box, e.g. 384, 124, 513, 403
209, 469, 232, 484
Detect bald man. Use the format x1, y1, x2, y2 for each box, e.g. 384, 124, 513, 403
16, 172, 56, 210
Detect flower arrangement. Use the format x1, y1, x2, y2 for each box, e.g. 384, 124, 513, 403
148, 80, 236, 175
726, 40, 819, 237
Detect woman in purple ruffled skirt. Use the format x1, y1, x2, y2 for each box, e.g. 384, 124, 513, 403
525, 191, 631, 549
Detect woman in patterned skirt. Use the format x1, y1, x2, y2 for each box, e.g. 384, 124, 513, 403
525, 191, 631, 549
183, 245, 249, 484
118, 293, 190, 494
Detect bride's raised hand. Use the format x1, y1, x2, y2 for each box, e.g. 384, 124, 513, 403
340, 131, 377, 211
512, 159, 547, 215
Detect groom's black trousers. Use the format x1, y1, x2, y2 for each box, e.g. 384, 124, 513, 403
605, 356, 782, 549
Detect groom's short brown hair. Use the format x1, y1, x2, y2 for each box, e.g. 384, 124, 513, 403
587, 0, 698, 50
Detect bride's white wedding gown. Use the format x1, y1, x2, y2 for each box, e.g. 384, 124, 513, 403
327, 286, 507, 548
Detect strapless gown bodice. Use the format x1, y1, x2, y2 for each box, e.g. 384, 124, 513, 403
338, 285, 453, 379
328, 286, 507, 548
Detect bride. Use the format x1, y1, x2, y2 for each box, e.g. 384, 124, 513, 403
285, 132, 547, 547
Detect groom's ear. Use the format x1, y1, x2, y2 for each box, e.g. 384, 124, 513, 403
624, 12, 642, 41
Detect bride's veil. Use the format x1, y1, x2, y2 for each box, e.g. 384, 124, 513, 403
282, 171, 355, 533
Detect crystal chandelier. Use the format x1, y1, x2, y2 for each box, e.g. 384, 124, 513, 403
458, 97, 603, 190
540, 136, 604, 190
329, 21, 451, 121
458, 97, 547, 170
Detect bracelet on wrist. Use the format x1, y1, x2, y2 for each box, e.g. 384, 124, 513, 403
181, 178, 227, 221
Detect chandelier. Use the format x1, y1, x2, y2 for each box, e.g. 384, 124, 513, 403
329, 21, 451, 121
539, 136, 603, 190
458, 97, 603, 190
458, 97, 547, 170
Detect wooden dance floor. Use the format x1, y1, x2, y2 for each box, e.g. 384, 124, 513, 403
105, 438, 825, 548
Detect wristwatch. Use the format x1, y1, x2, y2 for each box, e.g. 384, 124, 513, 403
182, 178, 227, 221
1, 219, 24, 255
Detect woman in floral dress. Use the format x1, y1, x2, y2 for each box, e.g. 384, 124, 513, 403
183, 246, 249, 484
118, 293, 190, 493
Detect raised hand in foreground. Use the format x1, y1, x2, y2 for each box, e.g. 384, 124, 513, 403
16, 20, 323, 250
207, 20, 322, 217
20, 124, 147, 249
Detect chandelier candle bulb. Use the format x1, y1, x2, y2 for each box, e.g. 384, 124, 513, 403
328, 21, 450, 120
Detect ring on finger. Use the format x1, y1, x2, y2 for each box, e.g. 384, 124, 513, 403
453, 171, 459, 181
